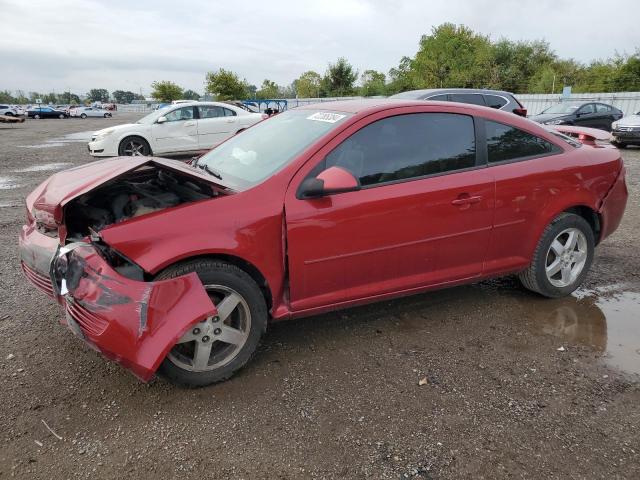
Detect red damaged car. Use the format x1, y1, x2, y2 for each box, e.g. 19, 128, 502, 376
19, 100, 628, 387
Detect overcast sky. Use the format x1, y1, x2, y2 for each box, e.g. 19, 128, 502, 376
2, 0, 638, 96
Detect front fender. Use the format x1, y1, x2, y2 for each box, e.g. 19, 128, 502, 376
55, 243, 216, 381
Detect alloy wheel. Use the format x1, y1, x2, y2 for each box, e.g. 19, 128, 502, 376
167, 285, 251, 372
122, 139, 147, 156
545, 227, 588, 288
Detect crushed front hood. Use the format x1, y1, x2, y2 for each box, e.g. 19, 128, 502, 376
26, 157, 219, 223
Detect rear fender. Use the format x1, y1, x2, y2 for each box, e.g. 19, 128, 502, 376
54, 243, 216, 381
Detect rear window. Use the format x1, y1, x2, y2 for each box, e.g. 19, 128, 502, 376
450, 93, 485, 106
426, 94, 448, 101
486, 120, 558, 163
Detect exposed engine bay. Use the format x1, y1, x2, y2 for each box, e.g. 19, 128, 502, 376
65, 165, 217, 241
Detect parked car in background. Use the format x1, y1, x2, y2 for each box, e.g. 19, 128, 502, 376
611, 110, 640, 148
88, 101, 266, 157
20, 99, 627, 386
0, 105, 18, 116
530, 101, 623, 131
26, 106, 68, 119
70, 106, 113, 119
389, 88, 527, 116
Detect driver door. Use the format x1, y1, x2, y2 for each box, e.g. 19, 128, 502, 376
152, 106, 199, 153
284, 109, 494, 313
573, 103, 599, 128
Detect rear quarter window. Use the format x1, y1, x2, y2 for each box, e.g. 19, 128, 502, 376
484, 95, 508, 109
486, 120, 559, 163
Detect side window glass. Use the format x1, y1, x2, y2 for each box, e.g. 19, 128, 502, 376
485, 95, 508, 109
223, 108, 237, 117
197, 106, 224, 119
426, 94, 448, 101
486, 120, 556, 163
325, 113, 476, 187
165, 107, 194, 122
579, 104, 595, 114
595, 104, 610, 113
449, 93, 486, 106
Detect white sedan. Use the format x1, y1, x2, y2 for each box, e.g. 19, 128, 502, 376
71, 107, 113, 119
88, 102, 266, 157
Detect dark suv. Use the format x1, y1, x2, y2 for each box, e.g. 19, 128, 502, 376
389, 88, 527, 116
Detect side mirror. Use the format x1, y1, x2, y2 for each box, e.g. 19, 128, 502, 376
156, 115, 167, 124
299, 166, 360, 199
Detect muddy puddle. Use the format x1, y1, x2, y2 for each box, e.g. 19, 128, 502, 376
18, 130, 94, 149
531, 288, 640, 375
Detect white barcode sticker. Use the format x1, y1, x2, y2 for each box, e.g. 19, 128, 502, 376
306, 112, 346, 123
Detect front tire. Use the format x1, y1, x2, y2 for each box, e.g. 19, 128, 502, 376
519, 213, 594, 298
155, 259, 267, 387
104, 113, 111, 118
33, 114, 40, 119
118, 136, 151, 156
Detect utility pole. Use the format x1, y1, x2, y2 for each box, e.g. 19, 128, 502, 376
551, 74, 556, 94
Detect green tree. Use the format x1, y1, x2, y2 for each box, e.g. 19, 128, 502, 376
490, 39, 556, 93
205, 68, 249, 100
360, 70, 386, 96
150, 81, 184, 102
256, 79, 280, 99
182, 89, 201, 100
411, 23, 494, 89
386, 56, 415, 95
613, 53, 640, 91
87, 88, 110, 102
112, 90, 138, 104
0, 90, 15, 103
295, 71, 322, 98
321, 58, 358, 97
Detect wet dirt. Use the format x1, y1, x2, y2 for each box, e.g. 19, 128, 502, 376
0, 115, 639, 479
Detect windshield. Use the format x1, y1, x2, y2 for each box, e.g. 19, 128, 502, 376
196, 109, 352, 190
136, 108, 168, 124
541, 103, 582, 115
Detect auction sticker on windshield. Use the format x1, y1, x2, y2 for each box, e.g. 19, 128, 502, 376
306, 112, 346, 123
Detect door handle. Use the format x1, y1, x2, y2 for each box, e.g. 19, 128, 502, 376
225, 119, 235, 123
451, 195, 482, 206
184, 121, 195, 127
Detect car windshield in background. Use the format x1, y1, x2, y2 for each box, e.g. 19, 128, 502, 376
542, 103, 582, 114
197, 109, 352, 190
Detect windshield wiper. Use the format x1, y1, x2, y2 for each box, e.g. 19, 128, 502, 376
199, 163, 222, 180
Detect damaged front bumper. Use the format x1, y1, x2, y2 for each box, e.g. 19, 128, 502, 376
19, 227, 216, 381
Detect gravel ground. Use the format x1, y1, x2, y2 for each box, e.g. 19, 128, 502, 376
0, 114, 639, 479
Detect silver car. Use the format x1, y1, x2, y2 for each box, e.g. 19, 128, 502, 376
71, 107, 113, 119
611, 111, 640, 148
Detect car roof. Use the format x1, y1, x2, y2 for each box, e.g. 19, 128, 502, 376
390, 88, 516, 98
297, 98, 437, 114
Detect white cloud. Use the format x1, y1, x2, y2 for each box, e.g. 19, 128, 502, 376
1, 0, 638, 95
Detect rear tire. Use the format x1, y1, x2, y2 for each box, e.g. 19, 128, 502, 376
58, 114, 65, 119
155, 259, 267, 387
80, 113, 87, 119
104, 113, 111, 118
34, 114, 40, 119
519, 213, 594, 298
612, 141, 627, 149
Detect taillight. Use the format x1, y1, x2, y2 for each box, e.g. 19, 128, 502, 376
513, 107, 527, 117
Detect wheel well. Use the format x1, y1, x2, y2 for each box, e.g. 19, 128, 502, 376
563, 206, 601, 243
158, 254, 273, 311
